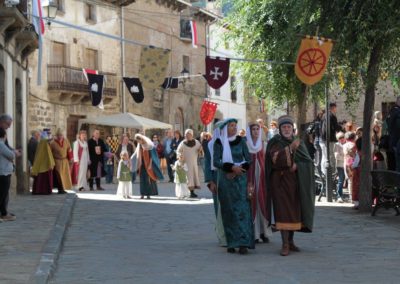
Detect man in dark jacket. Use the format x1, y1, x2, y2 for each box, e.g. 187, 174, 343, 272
27, 130, 41, 167
88, 129, 108, 190
387, 97, 400, 171
320, 103, 342, 173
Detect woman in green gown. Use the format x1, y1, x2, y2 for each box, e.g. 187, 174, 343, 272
213, 118, 254, 254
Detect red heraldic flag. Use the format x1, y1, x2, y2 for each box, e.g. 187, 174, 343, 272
205, 56, 230, 90
200, 101, 218, 126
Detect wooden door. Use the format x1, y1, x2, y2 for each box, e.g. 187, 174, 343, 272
67, 115, 85, 143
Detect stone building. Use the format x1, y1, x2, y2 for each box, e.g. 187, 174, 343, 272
1, 0, 38, 194
118, 0, 219, 137
28, 0, 135, 142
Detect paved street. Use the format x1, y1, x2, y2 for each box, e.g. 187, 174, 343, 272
50, 181, 400, 284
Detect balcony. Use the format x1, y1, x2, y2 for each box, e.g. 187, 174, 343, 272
47, 65, 118, 104
103, 0, 136, 7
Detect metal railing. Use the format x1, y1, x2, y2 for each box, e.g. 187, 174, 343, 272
47, 65, 117, 97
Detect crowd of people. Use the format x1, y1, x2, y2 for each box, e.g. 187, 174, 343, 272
304, 97, 400, 209
2, 97, 399, 255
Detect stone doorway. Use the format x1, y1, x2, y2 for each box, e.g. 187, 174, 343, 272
67, 115, 86, 143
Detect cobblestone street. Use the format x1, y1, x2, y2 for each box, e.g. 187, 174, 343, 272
50, 182, 400, 284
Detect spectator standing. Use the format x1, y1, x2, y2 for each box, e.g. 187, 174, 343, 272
104, 136, 115, 184
28, 130, 41, 167
267, 120, 279, 141
0, 128, 16, 221
170, 130, 183, 167
312, 111, 324, 173
321, 103, 342, 173
333, 132, 345, 203
88, 129, 108, 191
163, 129, 174, 182
386, 96, 400, 171
343, 132, 357, 203
152, 134, 165, 175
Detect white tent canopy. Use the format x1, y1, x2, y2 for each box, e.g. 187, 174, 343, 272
78, 112, 172, 130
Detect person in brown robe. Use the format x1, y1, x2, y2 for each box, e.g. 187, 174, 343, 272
50, 129, 73, 194
266, 115, 315, 256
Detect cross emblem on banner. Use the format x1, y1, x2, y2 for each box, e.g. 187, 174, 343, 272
130, 85, 139, 93
210, 67, 223, 80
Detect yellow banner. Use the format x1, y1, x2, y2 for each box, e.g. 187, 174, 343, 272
295, 37, 333, 85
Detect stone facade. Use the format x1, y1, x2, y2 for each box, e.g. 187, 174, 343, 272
122, 0, 217, 137
28, 0, 122, 141
1, 1, 38, 194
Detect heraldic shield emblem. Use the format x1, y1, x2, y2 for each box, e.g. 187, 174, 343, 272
205, 56, 230, 89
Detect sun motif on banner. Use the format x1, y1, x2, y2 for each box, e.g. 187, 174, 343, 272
199, 101, 218, 126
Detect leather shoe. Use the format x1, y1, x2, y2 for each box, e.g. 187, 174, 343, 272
97, 187, 105, 191
227, 248, 236, 253
239, 247, 248, 255
58, 190, 67, 194
289, 242, 300, 252
280, 244, 290, 256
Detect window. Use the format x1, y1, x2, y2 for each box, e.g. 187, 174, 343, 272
84, 48, 98, 70
180, 16, 192, 39
182, 55, 190, 73
215, 89, 220, 96
230, 76, 237, 102
51, 41, 65, 65
85, 4, 96, 22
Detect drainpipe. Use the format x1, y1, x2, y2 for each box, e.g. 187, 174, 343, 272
120, 6, 126, 114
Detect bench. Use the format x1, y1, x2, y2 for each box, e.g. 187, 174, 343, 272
371, 170, 400, 216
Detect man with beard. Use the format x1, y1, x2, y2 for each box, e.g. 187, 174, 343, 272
265, 115, 315, 256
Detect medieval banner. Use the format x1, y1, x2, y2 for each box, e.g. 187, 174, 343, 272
199, 100, 218, 126
139, 46, 171, 89
205, 56, 230, 89
295, 37, 333, 85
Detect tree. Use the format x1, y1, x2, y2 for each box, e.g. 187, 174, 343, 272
317, 0, 400, 211
223, 0, 327, 131
224, 0, 400, 211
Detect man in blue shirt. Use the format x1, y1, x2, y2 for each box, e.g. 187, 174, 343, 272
163, 129, 174, 182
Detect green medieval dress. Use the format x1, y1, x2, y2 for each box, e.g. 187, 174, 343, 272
213, 136, 255, 249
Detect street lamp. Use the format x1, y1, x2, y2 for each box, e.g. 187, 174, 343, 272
43, 0, 58, 25
180, 68, 190, 78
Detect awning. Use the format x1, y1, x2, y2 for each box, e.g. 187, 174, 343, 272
78, 112, 172, 131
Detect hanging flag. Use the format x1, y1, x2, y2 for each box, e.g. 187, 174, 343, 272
87, 73, 104, 109
205, 56, 230, 90
199, 101, 218, 126
139, 46, 170, 89
190, 20, 198, 48
32, 0, 45, 85
123, 77, 144, 103
82, 68, 98, 81
295, 37, 333, 85
161, 77, 179, 89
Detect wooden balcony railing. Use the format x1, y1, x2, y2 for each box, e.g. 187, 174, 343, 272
47, 65, 117, 97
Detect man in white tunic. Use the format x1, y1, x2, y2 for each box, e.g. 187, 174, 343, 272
177, 129, 202, 198
73, 130, 90, 191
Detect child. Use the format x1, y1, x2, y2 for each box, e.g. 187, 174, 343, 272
172, 154, 190, 199
116, 151, 132, 199
333, 132, 345, 203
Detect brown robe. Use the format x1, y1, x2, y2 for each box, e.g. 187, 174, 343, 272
50, 139, 73, 190
268, 142, 302, 231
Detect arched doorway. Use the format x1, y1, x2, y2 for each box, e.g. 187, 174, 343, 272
15, 79, 26, 194
174, 108, 184, 134
0, 65, 4, 114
